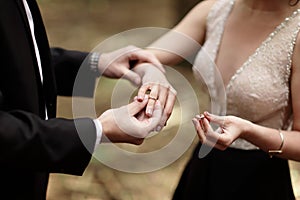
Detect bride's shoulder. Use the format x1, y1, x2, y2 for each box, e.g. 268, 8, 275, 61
193, 0, 217, 11
184, 0, 217, 21
189, 0, 228, 19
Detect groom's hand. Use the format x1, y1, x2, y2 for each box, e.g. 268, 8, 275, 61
97, 95, 162, 145
98, 45, 164, 86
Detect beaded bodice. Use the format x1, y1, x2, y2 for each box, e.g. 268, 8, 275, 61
193, 0, 300, 149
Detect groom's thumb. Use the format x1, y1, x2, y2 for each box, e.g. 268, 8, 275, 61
122, 69, 141, 86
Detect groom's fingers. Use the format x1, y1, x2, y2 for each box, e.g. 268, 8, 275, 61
122, 69, 142, 86
129, 50, 165, 73
127, 96, 148, 116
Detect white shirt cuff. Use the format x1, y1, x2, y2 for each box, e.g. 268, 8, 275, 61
93, 119, 103, 151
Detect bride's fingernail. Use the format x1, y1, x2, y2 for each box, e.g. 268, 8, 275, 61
146, 109, 152, 116
192, 119, 198, 126
204, 111, 210, 116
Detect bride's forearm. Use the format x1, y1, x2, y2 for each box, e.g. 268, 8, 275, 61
145, 29, 202, 66
145, 48, 184, 66
131, 62, 158, 78
242, 123, 300, 161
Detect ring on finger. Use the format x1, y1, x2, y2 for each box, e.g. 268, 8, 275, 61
149, 96, 158, 101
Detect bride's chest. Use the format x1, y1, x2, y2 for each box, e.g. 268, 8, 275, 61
215, 22, 278, 86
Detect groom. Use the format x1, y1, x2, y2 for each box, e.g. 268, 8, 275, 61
0, 0, 166, 199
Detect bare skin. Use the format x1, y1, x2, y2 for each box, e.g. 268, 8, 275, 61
138, 0, 300, 161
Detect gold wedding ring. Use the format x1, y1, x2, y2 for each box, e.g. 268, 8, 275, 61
149, 96, 157, 101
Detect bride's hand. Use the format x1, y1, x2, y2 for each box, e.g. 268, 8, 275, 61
132, 63, 177, 132
192, 112, 251, 150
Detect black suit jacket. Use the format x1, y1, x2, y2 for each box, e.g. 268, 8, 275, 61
0, 0, 98, 199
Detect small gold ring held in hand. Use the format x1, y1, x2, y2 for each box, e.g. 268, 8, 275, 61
221, 116, 226, 133
222, 117, 226, 128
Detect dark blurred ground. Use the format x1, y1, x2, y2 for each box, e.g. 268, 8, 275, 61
37, 0, 300, 199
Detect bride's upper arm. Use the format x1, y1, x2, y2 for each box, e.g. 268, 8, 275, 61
291, 32, 300, 131
173, 0, 217, 44
148, 0, 217, 65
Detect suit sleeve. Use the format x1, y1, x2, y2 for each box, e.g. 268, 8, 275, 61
51, 47, 98, 97
0, 110, 97, 175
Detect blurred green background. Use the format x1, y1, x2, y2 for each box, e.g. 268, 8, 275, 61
37, 0, 300, 199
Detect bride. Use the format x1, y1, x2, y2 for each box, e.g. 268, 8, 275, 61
133, 0, 300, 199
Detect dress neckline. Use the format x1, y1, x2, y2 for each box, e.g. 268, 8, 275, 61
213, 0, 300, 91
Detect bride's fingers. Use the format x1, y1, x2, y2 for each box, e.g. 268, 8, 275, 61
204, 111, 226, 128
202, 118, 230, 149
158, 90, 176, 130
195, 114, 205, 130
202, 117, 214, 133
157, 84, 168, 108
146, 84, 159, 117
137, 84, 151, 101
193, 118, 229, 150
194, 116, 216, 143
192, 118, 206, 143
215, 131, 234, 148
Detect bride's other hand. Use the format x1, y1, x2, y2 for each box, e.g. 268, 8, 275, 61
193, 112, 252, 150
